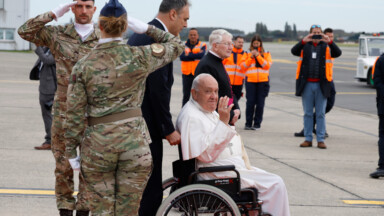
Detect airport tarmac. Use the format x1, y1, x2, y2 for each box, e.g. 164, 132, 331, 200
0, 47, 383, 216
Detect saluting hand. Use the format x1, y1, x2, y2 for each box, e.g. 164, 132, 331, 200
51, 1, 78, 21
218, 96, 234, 124
128, 16, 149, 34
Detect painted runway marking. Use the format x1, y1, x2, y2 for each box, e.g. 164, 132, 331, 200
270, 92, 375, 95
0, 188, 77, 196
273, 59, 355, 71
343, 199, 384, 206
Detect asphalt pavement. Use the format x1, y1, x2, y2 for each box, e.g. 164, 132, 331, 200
0, 47, 383, 216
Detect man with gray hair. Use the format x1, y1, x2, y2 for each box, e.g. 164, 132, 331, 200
177, 73, 291, 216
127, 0, 190, 215
194, 29, 241, 125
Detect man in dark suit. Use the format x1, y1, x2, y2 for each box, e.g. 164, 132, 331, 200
31, 46, 57, 150
371, 54, 384, 178
127, 0, 190, 215
194, 29, 241, 125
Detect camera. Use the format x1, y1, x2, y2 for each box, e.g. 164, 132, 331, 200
312, 35, 322, 40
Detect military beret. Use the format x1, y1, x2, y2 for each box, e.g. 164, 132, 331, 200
100, 0, 126, 17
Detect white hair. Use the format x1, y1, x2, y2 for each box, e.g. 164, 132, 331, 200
209, 29, 233, 47
191, 73, 216, 91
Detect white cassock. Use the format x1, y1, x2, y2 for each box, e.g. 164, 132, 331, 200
176, 99, 291, 216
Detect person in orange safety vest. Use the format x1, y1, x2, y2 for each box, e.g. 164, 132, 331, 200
294, 28, 337, 138
180, 28, 207, 106
291, 25, 341, 149
223, 36, 247, 101
241, 34, 272, 130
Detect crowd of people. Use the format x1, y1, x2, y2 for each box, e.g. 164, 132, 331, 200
18, 0, 384, 215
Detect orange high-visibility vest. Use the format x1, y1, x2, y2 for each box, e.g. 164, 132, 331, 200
223, 48, 247, 85
181, 41, 207, 75
296, 46, 333, 81
372, 56, 380, 78
241, 51, 272, 83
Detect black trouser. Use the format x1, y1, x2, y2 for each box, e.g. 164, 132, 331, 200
378, 114, 384, 169
182, 74, 194, 106
245, 82, 269, 127
39, 93, 54, 143
231, 84, 243, 102
139, 138, 163, 216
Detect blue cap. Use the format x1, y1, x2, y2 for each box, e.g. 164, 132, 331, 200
100, 0, 127, 17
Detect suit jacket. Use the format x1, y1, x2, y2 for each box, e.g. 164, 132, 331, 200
128, 19, 175, 140
374, 54, 384, 115
31, 46, 57, 95
194, 52, 240, 122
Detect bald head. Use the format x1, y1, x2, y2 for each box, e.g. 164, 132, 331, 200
191, 74, 218, 112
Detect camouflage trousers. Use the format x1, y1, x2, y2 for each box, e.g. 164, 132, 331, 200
51, 98, 89, 211
81, 117, 152, 216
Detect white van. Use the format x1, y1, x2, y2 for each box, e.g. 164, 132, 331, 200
355, 34, 384, 86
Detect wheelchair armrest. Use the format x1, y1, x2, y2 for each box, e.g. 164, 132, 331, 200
240, 188, 258, 203
162, 177, 179, 191
188, 165, 240, 185
198, 165, 236, 173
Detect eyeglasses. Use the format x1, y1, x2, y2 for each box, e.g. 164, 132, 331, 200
216, 42, 233, 47
311, 25, 321, 28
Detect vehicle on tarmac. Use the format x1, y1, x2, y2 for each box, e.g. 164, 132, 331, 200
355, 33, 384, 86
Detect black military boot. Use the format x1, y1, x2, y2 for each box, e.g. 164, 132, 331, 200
59, 209, 73, 216
76, 210, 90, 216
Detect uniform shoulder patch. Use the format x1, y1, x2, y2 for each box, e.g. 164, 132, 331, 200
150, 43, 165, 57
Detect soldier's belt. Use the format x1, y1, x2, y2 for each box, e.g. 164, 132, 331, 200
88, 109, 142, 126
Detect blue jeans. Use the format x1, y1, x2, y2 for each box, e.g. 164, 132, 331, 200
302, 82, 327, 142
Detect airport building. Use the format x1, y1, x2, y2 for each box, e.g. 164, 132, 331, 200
0, 0, 30, 50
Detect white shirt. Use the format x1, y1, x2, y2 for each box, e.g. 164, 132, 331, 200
155, 18, 169, 32
74, 22, 94, 41
98, 37, 123, 44
209, 50, 223, 59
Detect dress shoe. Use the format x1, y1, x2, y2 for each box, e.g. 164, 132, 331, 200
317, 142, 327, 149
76, 210, 90, 216
34, 142, 51, 150
299, 141, 312, 147
294, 129, 304, 137
369, 168, 384, 178
59, 209, 73, 216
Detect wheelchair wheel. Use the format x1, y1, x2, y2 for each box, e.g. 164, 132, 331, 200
156, 184, 241, 216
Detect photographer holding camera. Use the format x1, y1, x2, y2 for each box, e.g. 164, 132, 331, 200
241, 34, 272, 130
291, 24, 342, 149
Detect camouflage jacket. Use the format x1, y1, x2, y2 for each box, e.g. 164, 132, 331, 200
18, 12, 100, 90
64, 25, 185, 158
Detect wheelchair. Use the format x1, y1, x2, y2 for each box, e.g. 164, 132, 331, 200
156, 157, 272, 216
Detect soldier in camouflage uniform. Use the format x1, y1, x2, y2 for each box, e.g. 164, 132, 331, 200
64, 0, 184, 215
18, 1, 99, 215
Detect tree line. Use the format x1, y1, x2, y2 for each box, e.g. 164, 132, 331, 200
177, 22, 372, 43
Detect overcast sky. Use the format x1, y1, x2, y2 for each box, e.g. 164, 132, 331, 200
30, 0, 383, 34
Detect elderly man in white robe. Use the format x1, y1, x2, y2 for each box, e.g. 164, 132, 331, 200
176, 73, 290, 216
